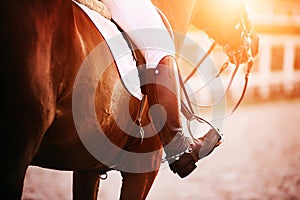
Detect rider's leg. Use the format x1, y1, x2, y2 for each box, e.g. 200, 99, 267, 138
145, 56, 221, 178
102, 0, 173, 66
102, 0, 221, 178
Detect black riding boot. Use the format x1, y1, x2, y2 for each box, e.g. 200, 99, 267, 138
145, 56, 221, 178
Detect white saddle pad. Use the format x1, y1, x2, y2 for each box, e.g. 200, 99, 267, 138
74, 1, 143, 100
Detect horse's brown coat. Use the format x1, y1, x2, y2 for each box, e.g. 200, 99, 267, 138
0, 1, 258, 199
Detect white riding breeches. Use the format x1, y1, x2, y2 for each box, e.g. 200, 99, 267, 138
102, 0, 175, 69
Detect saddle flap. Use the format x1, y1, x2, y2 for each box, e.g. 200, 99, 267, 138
73, 0, 144, 100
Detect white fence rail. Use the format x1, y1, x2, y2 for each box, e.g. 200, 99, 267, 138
183, 31, 300, 101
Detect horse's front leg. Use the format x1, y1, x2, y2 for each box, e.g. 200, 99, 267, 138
73, 170, 100, 200
120, 171, 158, 200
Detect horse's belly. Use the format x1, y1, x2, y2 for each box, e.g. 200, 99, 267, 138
32, 108, 105, 171
32, 65, 142, 171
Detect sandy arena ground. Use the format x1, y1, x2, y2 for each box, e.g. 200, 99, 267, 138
22, 99, 300, 200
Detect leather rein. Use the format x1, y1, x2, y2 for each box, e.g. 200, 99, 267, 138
178, 12, 254, 139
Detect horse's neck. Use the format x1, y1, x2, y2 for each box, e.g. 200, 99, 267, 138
152, 0, 197, 51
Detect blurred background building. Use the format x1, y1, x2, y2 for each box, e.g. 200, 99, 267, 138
184, 0, 300, 102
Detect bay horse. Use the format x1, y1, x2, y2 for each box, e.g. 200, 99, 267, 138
0, 0, 258, 199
